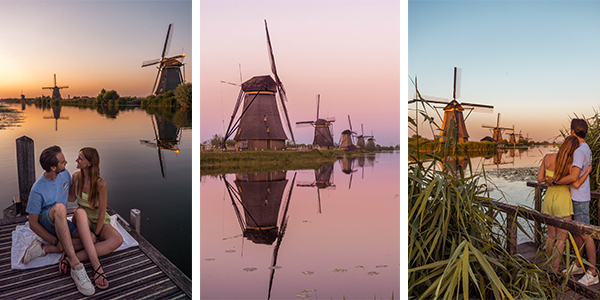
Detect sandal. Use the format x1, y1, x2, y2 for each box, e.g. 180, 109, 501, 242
59, 253, 70, 275
92, 264, 109, 290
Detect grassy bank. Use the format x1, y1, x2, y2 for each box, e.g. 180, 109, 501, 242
200, 149, 340, 176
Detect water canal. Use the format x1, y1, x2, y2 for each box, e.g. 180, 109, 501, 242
200, 152, 400, 299
0, 101, 192, 278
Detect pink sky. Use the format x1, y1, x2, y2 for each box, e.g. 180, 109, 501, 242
200, 0, 400, 147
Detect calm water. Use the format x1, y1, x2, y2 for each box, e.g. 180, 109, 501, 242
0, 102, 191, 278
200, 152, 400, 299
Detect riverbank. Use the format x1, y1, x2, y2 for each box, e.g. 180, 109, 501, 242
200, 149, 342, 176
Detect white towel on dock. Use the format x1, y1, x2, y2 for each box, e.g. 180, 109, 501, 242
11, 215, 139, 270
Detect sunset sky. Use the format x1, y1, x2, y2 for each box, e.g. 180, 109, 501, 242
408, 1, 600, 143
200, 0, 400, 147
0, 1, 192, 99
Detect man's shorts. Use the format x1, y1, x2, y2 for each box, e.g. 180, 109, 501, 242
573, 201, 591, 224
39, 205, 78, 238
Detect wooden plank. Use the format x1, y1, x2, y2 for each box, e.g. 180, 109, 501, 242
108, 207, 191, 298
0, 208, 191, 299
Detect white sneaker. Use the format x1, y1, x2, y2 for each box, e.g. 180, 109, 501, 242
563, 263, 585, 275
578, 270, 599, 286
70, 263, 95, 296
21, 239, 45, 264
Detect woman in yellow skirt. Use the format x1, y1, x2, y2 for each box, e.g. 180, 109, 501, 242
537, 135, 591, 272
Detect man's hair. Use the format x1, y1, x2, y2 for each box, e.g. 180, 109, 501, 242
40, 145, 62, 172
571, 118, 588, 139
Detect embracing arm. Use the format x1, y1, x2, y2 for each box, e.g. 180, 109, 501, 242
28, 214, 59, 247
572, 164, 592, 189
68, 171, 78, 203
555, 165, 583, 185
94, 178, 108, 236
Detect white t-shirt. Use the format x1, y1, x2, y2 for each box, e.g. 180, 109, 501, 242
571, 142, 591, 202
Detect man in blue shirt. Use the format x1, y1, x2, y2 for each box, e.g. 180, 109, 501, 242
21, 145, 95, 296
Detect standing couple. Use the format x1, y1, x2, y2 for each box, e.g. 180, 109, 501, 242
537, 118, 598, 286
20, 145, 123, 296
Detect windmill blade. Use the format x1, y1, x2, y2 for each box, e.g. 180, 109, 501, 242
277, 86, 295, 144
58, 86, 68, 89
460, 102, 494, 109
296, 120, 315, 125
54, 74, 57, 86
222, 88, 245, 144
347, 115, 352, 131
316, 94, 320, 120
361, 124, 364, 136
453, 67, 462, 100
142, 58, 162, 68
161, 23, 174, 59
152, 69, 161, 94
409, 96, 449, 105
264, 20, 281, 84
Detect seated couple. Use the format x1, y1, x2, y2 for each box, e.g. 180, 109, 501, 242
21, 146, 123, 296
538, 118, 598, 286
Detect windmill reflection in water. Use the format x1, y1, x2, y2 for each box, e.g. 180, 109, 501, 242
338, 155, 376, 188
297, 163, 336, 213
43, 104, 69, 131
139, 114, 182, 179
222, 171, 297, 300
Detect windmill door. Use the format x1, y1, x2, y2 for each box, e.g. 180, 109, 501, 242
267, 140, 271, 150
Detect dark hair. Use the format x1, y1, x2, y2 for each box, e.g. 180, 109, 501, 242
40, 145, 62, 172
571, 118, 588, 139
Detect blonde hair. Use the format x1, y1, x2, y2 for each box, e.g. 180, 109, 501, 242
554, 136, 580, 181
76, 147, 100, 207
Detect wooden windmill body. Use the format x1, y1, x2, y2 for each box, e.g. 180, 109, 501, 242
296, 94, 335, 149
223, 20, 295, 150
42, 74, 68, 99
233, 75, 288, 150
410, 68, 493, 142
339, 115, 357, 149
142, 23, 186, 95
482, 113, 513, 142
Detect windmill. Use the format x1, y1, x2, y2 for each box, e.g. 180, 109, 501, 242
43, 105, 69, 131
366, 130, 376, 148
482, 113, 513, 142
339, 115, 357, 150
296, 94, 336, 149
20, 90, 25, 100
222, 20, 295, 150
42, 74, 68, 99
356, 124, 374, 148
142, 23, 186, 95
409, 67, 493, 142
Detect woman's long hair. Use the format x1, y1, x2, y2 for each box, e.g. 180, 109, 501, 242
76, 147, 100, 207
554, 135, 580, 181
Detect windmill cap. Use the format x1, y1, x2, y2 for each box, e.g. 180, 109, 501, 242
242, 75, 277, 92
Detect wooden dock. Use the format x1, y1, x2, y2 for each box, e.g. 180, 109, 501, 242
0, 208, 191, 299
